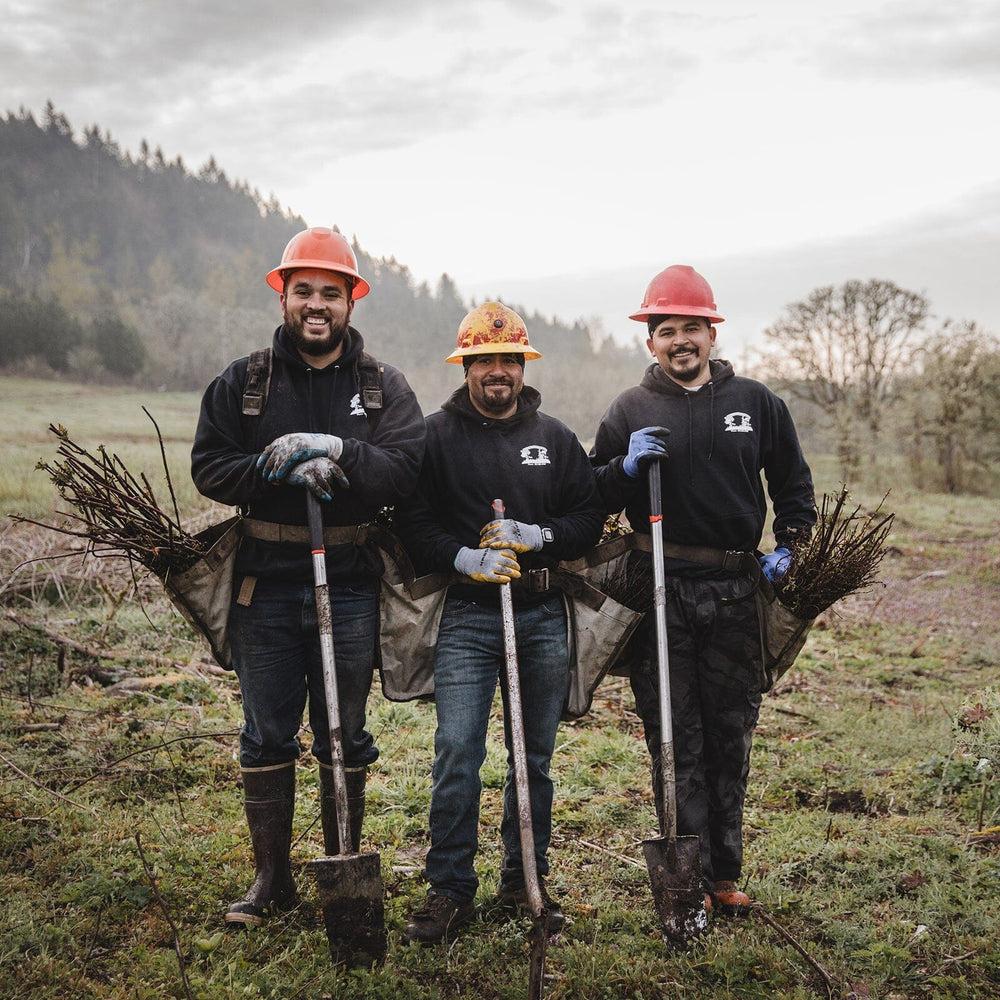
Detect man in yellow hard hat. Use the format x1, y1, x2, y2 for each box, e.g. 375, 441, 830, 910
191, 227, 425, 926
591, 265, 816, 918
396, 302, 604, 944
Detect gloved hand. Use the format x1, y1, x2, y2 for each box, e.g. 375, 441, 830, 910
286, 457, 350, 502
258, 433, 344, 482
622, 426, 670, 479
479, 519, 544, 553
759, 547, 792, 582
454, 546, 521, 584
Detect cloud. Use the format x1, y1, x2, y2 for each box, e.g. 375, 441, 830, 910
819, 1, 1000, 83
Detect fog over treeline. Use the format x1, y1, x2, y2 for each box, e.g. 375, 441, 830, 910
0, 103, 649, 436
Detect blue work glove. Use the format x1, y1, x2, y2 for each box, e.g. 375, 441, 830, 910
622, 426, 670, 479
454, 546, 521, 584
286, 457, 350, 502
759, 547, 792, 582
257, 433, 344, 482
479, 519, 545, 553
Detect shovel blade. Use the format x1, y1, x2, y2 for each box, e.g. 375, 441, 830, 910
642, 834, 707, 944
527, 913, 552, 999
307, 852, 386, 967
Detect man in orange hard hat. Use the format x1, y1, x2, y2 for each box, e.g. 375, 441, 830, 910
191, 227, 425, 926
591, 265, 816, 918
396, 303, 604, 944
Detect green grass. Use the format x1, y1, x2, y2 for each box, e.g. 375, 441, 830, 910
2, 377, 999, 998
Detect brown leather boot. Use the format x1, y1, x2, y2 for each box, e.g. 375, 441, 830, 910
225, 762, 299, 926
319, 763, 366, 854
711, 880, 752, 917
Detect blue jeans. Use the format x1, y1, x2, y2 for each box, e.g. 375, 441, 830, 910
426, 594, 570, 902
228, 576, 379, 769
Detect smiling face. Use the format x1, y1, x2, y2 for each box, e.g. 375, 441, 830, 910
280, 268, 354, 365
465, 352, 525, 419
647, 315, 717, 386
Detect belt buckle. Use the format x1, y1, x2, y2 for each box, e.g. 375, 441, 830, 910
529, 567, 550, 593
722, 550, 744, 572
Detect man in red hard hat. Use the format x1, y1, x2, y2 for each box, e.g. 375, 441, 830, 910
191, 227, 425, 926
591, 265, 816, 918
396, 302, 605, 944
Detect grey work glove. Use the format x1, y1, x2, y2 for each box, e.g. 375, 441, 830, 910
479, 519, 544, 553
257, 433, 344, 482
454, 546, 521, 584
286, 457, 350, 502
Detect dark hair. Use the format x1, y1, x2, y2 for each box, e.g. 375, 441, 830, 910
647, 315, 711, 335
463, 352, 526, 372
282, 270, 355, 297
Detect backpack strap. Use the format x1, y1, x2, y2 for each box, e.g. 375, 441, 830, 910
242, 348, 272, 417
356, 351, 384, 414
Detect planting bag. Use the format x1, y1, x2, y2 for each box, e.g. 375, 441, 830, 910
754, 582, 815, 690
158, 516, 242, 669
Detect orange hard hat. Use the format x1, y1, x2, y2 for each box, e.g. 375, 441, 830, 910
629, 265, 724, 324
445, 302, 542, 365
265, 227, 371, 299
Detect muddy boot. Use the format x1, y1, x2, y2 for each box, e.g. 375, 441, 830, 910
319, 763, 366, 854
711, 880, 752, 917
225, 762, 299, 927
402, 893, 476, 945
493, 880, 566, 933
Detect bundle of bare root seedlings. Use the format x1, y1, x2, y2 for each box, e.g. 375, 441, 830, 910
14, 415, 205, 578
773, 487, 894, 619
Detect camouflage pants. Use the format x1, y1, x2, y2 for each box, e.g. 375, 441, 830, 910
630, 571, 763, 883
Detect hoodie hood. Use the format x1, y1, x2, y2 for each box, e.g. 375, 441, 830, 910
640, 357, 735, 395
272, 323, 365, 374
442, 383, 542, 427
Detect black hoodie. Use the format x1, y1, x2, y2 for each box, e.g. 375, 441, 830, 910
396, 384, 605, 605
191, 325, 425, 582
591, 359, 815, 575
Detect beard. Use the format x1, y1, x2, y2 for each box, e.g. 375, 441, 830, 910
666, 349, 706, 382
473, 379, 518, 414
284, 311, 351, 357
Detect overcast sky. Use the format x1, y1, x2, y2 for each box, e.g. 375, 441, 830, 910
4, 0, 998, 351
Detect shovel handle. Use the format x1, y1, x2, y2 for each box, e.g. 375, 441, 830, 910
306, 493, 352, 857
646, 463, 678, 840
492, 498, 546, 921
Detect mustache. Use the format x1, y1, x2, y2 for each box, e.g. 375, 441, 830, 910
483, 379, 514, 387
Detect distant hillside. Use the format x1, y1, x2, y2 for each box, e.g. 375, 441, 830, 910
0, 104, 645, 433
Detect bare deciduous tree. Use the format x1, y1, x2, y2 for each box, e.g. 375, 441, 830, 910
760, 279, 929, 479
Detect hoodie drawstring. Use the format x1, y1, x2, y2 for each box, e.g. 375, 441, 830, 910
708, 381, 715, 461
687, 393, 694, 485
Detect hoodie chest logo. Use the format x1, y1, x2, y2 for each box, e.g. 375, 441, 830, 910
521, 445, 550, 466
349, 393, 366, 417
724, 411, 753, 433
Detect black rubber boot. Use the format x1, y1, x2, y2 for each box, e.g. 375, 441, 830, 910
319, 763, 366, 854
225, 762, 298, 927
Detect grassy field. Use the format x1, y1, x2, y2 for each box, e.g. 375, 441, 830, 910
1, 378, 998, 999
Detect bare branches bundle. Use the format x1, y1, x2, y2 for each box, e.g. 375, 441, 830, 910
775, 488, 894, 620
14, 417, 205, 577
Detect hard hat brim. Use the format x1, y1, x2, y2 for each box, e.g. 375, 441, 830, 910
445, 343, 543, 364
630, 305, 725, 324
265, 262, 371, 300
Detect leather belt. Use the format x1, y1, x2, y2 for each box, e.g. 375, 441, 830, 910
240, 518, 370, 546
632, 532, 755, 572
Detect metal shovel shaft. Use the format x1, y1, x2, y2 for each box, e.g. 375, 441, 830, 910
305, 493, 386, 967
647, 463, 677, 840
493, 499, 545, 921
306, 493, 352, 857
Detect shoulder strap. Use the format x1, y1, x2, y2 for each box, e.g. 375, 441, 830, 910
356, 351, 384, 413
242, 348, 273, 417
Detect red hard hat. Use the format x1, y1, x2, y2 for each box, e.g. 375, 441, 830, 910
629, 265, 724, 324
265, 227, 371, 299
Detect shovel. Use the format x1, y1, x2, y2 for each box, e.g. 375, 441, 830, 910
493, 498, 553, 999
303, 492, 387, 967
640, 462, 708, 944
